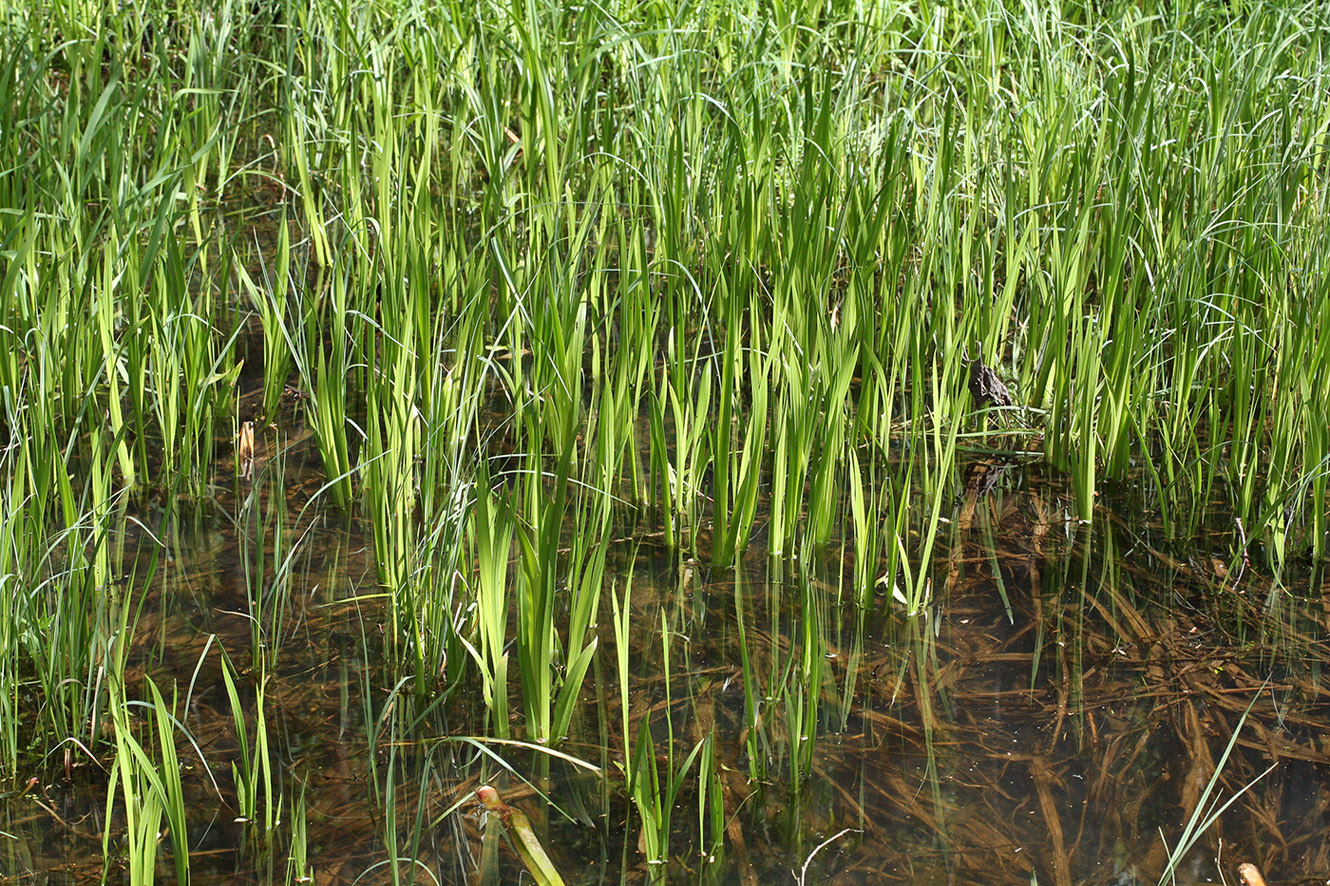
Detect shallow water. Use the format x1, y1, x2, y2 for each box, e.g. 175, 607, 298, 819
2, 407, 1327, 886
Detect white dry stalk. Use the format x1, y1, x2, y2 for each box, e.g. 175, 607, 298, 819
794, 827, 858, 886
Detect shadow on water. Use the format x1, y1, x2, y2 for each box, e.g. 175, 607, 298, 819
3, 402, 1328, 886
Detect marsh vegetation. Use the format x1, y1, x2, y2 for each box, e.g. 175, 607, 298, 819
1, 0, 1329, 883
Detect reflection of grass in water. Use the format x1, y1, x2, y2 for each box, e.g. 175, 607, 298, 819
1, 0, 1329, 882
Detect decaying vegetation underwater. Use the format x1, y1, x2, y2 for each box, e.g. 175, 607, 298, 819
1, 0, 1329, 883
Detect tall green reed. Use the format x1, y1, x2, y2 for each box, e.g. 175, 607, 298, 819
103, 678, 192, 886
3, 2, 1330, 881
